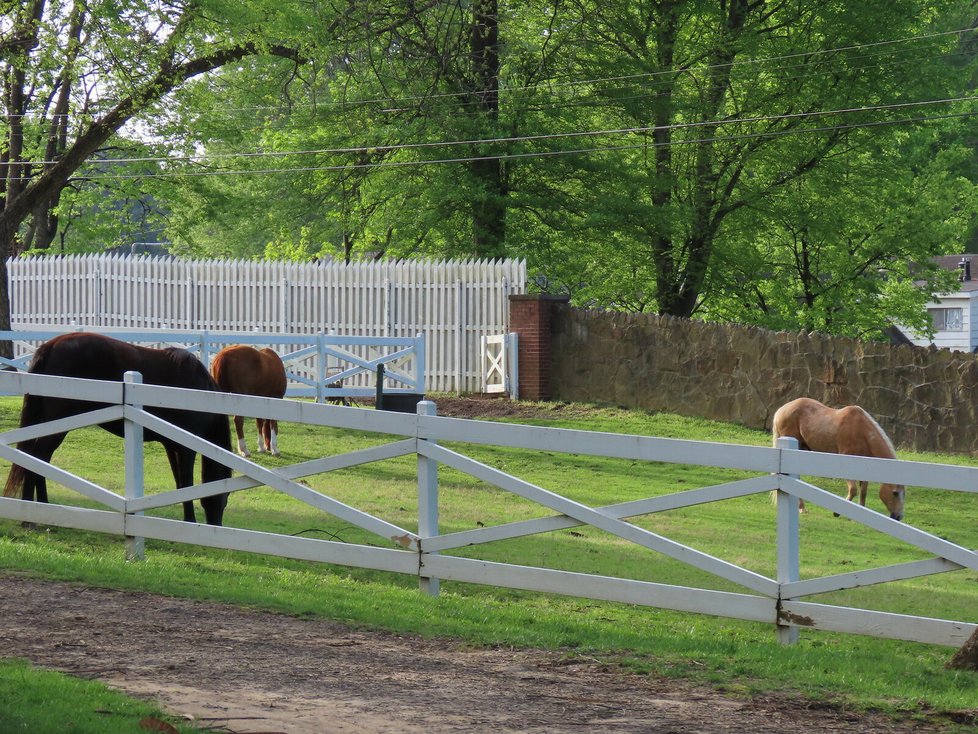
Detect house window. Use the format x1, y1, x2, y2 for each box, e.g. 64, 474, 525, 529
929, 307, 964, 331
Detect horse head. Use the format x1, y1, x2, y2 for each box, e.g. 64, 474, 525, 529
880, 483, 905, 521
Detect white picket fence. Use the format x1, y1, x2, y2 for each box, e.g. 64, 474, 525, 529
7, 255, 526, 393
0, 370, 975, 648
0, 328, 425, 400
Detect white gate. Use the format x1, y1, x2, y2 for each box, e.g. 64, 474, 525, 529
0, 328, 425, 400
481, 333, 518, 398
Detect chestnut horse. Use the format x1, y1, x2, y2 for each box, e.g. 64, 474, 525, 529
772, 397, 905, 520
2, 333, 233, 525
210, 345, 287, 457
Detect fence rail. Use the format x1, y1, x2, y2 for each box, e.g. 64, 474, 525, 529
0, 370, 975, 647
8, 255, 526, 393
0, 328, 425, 399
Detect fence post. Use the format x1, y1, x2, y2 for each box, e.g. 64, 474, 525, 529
454, 280, 463, 392
123, 371, 145, 562
375, 363, 385, 409
775, 435, 800, 644
199, 330, 211, 368
414, 332, 425, 395
316, 332, 326, 403
506, 332, 519, 400
417, 400, 440, 596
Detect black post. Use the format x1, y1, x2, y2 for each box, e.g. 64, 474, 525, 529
375, 363, 385, 409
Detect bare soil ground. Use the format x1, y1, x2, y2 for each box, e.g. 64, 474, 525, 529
0, 575, 955, 734
1, 397, 970, 734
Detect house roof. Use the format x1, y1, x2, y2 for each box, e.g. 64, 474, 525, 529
930, 254, 978, 293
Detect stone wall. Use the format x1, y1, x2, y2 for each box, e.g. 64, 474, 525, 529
549, 305, 978, 454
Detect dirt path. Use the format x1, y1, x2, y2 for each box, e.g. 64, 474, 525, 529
0, 574, 955, 734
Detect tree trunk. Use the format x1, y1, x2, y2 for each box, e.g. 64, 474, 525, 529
0, 219, 14, 359
948, 627, 978, 670
468, 0, 506, 258
654, 0, 749, 317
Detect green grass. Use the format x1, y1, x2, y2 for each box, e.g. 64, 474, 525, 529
0, 396, 976, 730
0, 659, 197, 734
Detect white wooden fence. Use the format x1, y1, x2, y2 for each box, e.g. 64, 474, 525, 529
0, 370, 975, 647
0, 328, 425, 400
7, 255, 526, 393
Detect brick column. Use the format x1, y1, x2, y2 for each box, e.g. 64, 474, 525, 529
509, 294, 569, 401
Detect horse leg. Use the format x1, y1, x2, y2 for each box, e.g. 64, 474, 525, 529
164, 445, 198, 523
255, 418, 267, 453
234, 415, 249, 457
858, 480, 869, 506
845, 480, 859, 503
10, 432, 67, 529
18, 432, 68, 504
268, 419, 280, 457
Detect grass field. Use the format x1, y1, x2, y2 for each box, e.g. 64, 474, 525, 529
0, 659, 199, 734
0, 395, 976, 728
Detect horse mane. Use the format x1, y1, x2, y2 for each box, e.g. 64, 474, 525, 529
161, 347, 219, 388
159, 349, 232, 477
854, 407, 897, 458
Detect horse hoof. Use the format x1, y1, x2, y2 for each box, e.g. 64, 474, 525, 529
271, 450, 281, 457
238, 450, 250, 458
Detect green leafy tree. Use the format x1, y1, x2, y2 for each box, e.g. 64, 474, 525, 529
19, 0, 978, 342
0, 0, 318, 343
523, 0, 978, 325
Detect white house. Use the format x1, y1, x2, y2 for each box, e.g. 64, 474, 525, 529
901, 254, 978, 352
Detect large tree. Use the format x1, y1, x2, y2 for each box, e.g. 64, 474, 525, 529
540, 0, 978, 319
0, 0, 330, 342
15, 0, 977, 340
154, 0, 559, 262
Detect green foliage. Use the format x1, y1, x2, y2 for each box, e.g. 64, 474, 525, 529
11, 1, 978, 336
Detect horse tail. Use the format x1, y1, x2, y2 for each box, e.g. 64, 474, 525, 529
3, 463, 25, 498
210, 348, 230, 391
2, 392, 46, 497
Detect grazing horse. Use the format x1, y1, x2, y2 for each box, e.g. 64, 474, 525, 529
772, 397, 905, 521
210, 345, 287, 457
2, 332, 233, 525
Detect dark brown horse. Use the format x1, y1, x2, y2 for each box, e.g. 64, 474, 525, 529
210, 345, 287, 457
772, 397, 905, 520
2, 332, 233, 525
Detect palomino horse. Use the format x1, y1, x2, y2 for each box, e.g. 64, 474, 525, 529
772, 397, 904, 520
210, 345, 287, 457
2, 333, 233, 525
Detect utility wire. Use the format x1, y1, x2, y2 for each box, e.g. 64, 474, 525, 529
4, 93, 972, 170
8, 108, 971, 182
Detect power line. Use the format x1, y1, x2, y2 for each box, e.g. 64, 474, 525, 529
6, 94, 968, 169
7, 108, 971, 182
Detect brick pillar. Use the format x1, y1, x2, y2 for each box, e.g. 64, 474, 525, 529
509, 294, 569, 401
